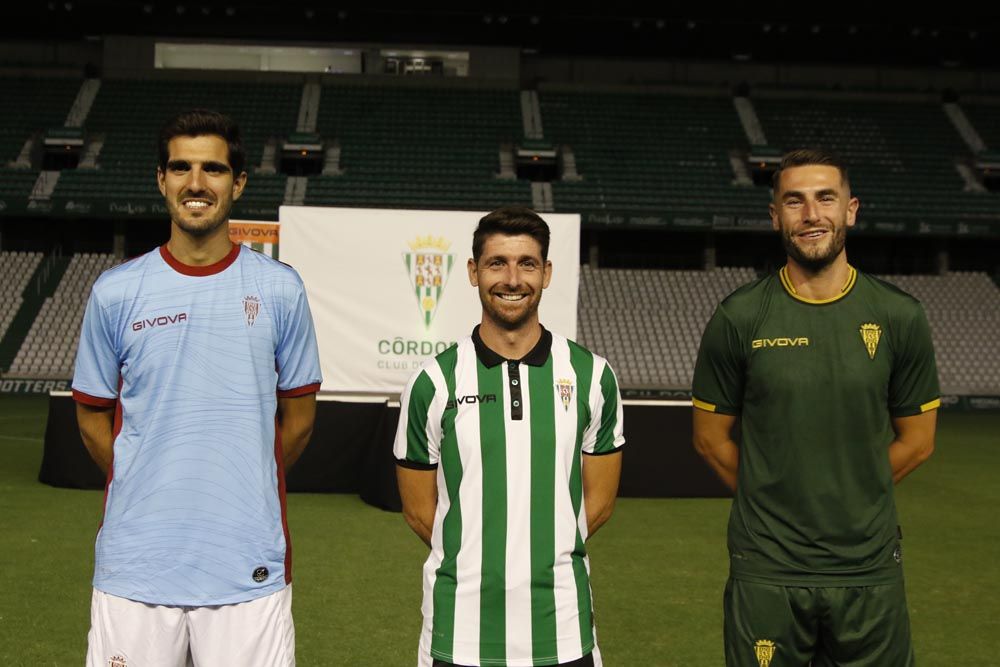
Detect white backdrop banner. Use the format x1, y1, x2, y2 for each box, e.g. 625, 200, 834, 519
277, 207, 581, 394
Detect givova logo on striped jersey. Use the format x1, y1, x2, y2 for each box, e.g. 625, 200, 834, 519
402, 235, 456, 330
446, 394, 496, 410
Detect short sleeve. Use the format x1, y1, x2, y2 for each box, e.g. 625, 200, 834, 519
72, 287, 120, 407
888, 303, 941, 417
692, 304, 745, 415
394, 368, 441, 469
276, 280, 322, 397
582, 359, 625, 455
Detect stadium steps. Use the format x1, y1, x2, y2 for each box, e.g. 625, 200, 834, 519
0, 255, 69, 374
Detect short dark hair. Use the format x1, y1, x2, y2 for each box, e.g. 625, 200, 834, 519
472, 206, 551, 262
771, 148, 849, 194
157, 109, 245, 175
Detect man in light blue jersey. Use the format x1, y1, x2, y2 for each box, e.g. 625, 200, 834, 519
73, 109, 321, 666
395, 207, 624, 667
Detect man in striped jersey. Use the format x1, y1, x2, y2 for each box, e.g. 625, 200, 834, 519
395, 206, 624, 667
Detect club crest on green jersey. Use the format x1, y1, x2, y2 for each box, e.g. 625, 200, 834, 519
860, 322, 882, 359
555, 378, 574, 411
754, 639, 776, 667
403, 235, 456, 330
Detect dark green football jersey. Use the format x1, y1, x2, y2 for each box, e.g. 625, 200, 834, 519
692, 266, 940, 586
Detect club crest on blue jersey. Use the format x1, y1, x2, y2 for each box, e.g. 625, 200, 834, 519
252, 566, 269, 582
556, 378, 574, 411
243, 295, 261, 327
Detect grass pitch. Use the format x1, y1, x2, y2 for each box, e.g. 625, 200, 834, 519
0, 395, 997, 665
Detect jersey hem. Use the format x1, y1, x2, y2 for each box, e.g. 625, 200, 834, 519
92, 579, 288, 607
72, 389, 117, 408
729, 566, 903, 587
429, 641, 595, 667
277, 382, 322, 398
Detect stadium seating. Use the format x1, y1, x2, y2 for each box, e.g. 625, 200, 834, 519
539, 88, 766, 217
577, 265, 758, 388
963, 103, 1000, 151
753, 96, 1000, 223
307, 81, 532, 210
0, 77, 81, 164
6, 253, 116, 379
0, 77, 82, 206
0, 251, 43, 341
4, 251, 998, 398
877, 272, 1000, 395
52, 79, 301, 213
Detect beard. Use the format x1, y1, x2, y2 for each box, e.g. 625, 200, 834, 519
781, 222, 847, 273
479, 288, 541, 331
166, 196, 233, 238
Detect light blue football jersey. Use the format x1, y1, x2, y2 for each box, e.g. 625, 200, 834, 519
72, 243, 322, 606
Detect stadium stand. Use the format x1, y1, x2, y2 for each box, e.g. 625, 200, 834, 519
0, 77, 82, 206
307, 80, 532, 210
878, 272, 1000, 395
538, 87, 767, 217
963, 102, 1000, 150
0, 251, 43, 341
753, 95, 1000, 223
578, 266, 1000, 394
6, 253, 116, 379
52, 79, 301, 214
577, 265, 758, 388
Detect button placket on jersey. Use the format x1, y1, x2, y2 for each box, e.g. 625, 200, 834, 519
508, 360, 523, 420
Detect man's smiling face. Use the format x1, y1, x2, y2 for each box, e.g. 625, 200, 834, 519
157, 134, 246, 238
468, 233, 552, 331
769, 164, 859, 272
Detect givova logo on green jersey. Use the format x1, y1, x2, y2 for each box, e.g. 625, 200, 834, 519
751, 337, 809, 349
403, 235, 456, 330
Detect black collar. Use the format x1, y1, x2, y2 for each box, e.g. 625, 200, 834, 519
472, 325, 552, 368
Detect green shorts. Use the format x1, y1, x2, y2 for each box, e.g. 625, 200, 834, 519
723, 577, 914, 667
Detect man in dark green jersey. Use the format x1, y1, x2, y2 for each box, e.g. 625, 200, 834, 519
394, 206, 625, 667
692, 149, 940, 666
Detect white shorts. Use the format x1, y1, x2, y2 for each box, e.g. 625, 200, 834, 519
86, 585, 295, 667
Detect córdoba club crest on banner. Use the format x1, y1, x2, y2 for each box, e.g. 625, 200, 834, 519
403, 235, 455, 329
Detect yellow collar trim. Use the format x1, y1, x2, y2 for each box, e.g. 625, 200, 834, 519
779, 265, 857, 304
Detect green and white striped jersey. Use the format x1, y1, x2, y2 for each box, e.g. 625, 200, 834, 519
394, 326, 624, 667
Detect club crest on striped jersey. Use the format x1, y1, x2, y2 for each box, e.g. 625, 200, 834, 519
859, 322, 882, 359
754, 639, 776, 667
403, 235, 455, 330
243, 295, 261, 327
556, 378, 574, 411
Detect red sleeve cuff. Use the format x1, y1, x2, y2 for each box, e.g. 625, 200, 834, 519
72, 389, 117, 408
277, 382, 321, 398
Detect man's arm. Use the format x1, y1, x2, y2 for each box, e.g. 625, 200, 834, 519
278, 393, 317, 470
582, 450, 622, 538
396, 466, 437, 547
889, 409, 937, 484
692, 408, 739, 492
76, 403, 115, 474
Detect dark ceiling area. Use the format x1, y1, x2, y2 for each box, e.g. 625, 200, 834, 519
3, 3, 1000, 69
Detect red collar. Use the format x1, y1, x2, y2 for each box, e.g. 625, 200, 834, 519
159, 243, 240, 276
